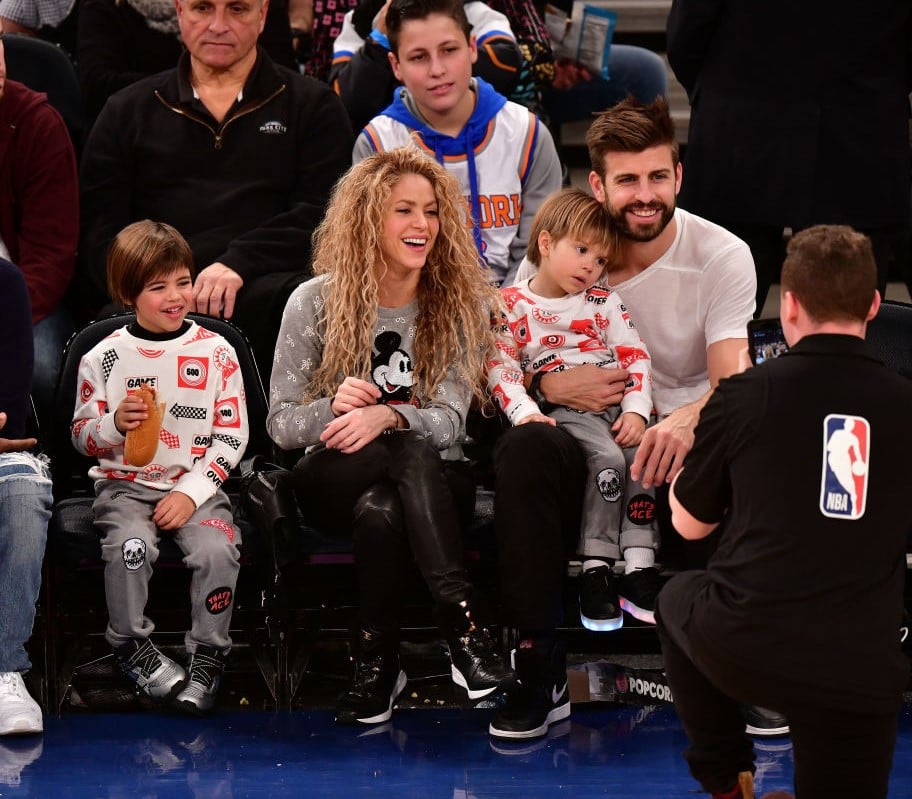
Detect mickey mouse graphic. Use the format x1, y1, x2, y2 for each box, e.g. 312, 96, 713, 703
371, 331, 413, 403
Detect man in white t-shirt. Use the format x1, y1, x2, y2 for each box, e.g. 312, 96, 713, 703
489, 97, 757, 742
516, 97, 755, 472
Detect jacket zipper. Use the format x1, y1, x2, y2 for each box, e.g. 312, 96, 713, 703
154, 84, 286, 150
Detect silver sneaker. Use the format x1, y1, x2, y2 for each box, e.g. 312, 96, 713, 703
174, 646, 225, 715
115, 639, 186, 701
0, 673, 42, 736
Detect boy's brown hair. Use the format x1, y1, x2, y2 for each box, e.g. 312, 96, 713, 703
106, 220, 195, 307
586, 97, 679, 180
386, 0, 471, 55
780, 225, 876, 323
526, 187, 618, 268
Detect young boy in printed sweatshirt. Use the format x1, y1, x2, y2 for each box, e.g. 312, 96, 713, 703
71, 220, 249, 715
487, 189, 658, 634
353, 0, 562, 286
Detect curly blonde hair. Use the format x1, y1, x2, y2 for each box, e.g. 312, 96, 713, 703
307, 147, 503, 404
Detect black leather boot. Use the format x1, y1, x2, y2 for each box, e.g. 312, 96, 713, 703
335, 627, 407, 725
439, 599, 515, 700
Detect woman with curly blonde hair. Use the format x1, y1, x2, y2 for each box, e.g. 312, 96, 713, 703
267, 147, 512, 726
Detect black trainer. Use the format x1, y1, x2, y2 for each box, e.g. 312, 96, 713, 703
743, 704, 790, 737
449, 626, 515, 700
489, 638, 570, 740
578, 565, 623, 631
618, 566, 665, 624
114, 639, 186, 701
174, 646, 226, 716
336, 628, 407, 726
441, 600, 515, 700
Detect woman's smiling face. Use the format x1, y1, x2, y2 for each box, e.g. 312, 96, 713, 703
378, 172, 440, 279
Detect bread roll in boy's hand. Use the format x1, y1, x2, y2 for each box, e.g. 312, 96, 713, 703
124, 387, 164, 466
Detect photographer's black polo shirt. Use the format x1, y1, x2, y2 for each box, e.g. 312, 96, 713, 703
675, 334, 912, 713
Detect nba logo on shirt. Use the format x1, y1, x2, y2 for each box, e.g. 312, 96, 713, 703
820, 413, 870, 520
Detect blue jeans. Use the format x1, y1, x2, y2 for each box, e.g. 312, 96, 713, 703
542, 44, 668, 128
32, 306, 74, 428
0, 453, 52, 672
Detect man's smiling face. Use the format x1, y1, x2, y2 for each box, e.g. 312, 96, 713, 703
588, 145, 682, 242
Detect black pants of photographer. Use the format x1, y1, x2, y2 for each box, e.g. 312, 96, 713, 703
293, 430, 475, 632
656, 575, 898, 799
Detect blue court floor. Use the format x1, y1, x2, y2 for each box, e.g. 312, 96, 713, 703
2, 702, 911, 798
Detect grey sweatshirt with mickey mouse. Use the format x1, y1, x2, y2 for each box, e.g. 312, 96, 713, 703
266, 275, 471, 460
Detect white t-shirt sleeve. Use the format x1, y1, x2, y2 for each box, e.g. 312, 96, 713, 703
701, 237, 757, 346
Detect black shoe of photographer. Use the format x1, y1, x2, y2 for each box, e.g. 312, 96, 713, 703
743, 705, 790, 737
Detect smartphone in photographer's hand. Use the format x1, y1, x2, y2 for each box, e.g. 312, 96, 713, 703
747, 318, 789, 365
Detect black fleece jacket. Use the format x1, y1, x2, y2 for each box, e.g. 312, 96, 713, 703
79, 49, 353, 308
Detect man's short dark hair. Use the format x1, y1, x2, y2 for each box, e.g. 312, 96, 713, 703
586, 97, 678, 180
387, 0, 471, 55
781, 225, 876, 323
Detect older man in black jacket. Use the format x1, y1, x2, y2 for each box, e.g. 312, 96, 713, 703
80, 0, 353, 373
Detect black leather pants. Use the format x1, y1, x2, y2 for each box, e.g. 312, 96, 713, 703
293, 430, 475, 632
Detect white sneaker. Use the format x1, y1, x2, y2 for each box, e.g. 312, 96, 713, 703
0, 673, 43, 735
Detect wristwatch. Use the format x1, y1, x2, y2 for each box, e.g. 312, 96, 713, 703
529, 371, 555, 412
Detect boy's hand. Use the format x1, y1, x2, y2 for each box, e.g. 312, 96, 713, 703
114, 393, 149, 435
517, 413, 556, 427
613, 411, 646, 447
321, 404, 392, 453
153, 491, 196, 531
331, 377, 381, 416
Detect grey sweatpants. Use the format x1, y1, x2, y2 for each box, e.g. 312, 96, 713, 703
93, 481, 241, 654
548, 407, 658, 561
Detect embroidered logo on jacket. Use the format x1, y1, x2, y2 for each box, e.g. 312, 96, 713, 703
259, 121, 287, 135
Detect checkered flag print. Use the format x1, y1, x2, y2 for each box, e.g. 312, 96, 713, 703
213, 433, 243, 450
169, 403, 208, 420
159, 428, 181, 449
101, 349, 119, 380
